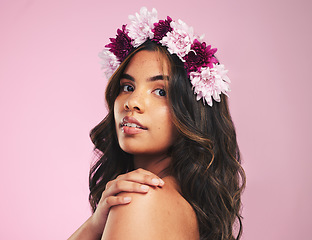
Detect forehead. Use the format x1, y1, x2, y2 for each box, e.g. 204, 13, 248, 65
124, 50, 170, 76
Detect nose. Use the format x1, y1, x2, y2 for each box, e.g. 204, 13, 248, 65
124, 90, 145, 113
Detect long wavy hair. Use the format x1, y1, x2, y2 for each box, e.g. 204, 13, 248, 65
89, 40, 246, 240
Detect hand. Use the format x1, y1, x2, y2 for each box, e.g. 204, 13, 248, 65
90, 168, 165, 236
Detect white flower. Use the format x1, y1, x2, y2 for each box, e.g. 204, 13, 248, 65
98, 49, 120, 79
98, 8, 232, 108
127, 7, 158, 47
160, 19, 195, 61
190, 64, 231, 106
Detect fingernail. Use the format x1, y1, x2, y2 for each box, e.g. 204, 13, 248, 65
152, 178, 159, 185
159, 179, 165, 186
141, 185, 149, 191
124, 197, 131, 203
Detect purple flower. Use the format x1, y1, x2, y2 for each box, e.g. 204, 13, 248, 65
152, 16, 173, 42
184, 39, 218, 75
105, 25, 133, 62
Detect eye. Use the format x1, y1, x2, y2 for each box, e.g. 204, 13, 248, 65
154, 89, 166, 97
121, 84, 134, 92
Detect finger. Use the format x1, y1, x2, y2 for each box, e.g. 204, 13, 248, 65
115, 170, 165, 187
133, 168, 165, 182
104, 180, 151, 198
102, 196, 132, 208
116, 168, 159, 180
133, 168, 156, 175
114, 169, 152, 182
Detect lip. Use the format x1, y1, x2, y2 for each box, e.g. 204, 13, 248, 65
120, 116, 147, 134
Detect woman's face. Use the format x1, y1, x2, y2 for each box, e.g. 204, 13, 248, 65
114, 50, 177, 157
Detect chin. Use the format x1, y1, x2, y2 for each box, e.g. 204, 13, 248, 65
118, 138, 174, 156
119, 143, 143, 155
120, 145, 169, 157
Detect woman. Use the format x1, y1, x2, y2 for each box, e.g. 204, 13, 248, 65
69, 7, 245, 240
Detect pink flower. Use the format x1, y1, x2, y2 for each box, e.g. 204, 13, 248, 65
127, 7, 158, 47
160, 19, 195, 61
98, 49, 120, 80
190, 64, 230, 106
98, 8, 232, 107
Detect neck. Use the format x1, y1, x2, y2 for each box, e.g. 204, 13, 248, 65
133, 154, 171, 178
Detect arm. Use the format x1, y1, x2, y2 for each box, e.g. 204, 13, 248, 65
101, 178, 195, 240
67, 216, 102, 240
68, 169, 165, 240
101, 190, 165, 240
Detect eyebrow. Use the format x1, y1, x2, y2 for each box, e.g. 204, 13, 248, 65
121, 73, 169, 82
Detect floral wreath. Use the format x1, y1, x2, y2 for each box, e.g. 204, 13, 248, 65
99, 7, 230, 106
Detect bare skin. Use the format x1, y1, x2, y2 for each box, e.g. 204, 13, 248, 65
103, 51, 199, 239
102, 176, 199, 240
69, 51, 199, 239
68, 169, 165, 240
68, 169, 199, 240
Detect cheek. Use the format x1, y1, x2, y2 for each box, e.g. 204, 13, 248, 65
167, 122, 178, 143
113, 98, 122, 130
114, 97, 122, 117
114, 96, 120, 111
156, 107, 177, 138
165, 110, 178, 142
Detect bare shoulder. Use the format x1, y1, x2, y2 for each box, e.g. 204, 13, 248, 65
101, 176, 199, 240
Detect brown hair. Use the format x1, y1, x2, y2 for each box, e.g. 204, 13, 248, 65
89, 40, 246, 240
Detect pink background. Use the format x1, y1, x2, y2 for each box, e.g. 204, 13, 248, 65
1, 0, 311, 239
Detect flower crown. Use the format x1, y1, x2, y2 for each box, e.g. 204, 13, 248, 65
99, 7, 230, 106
